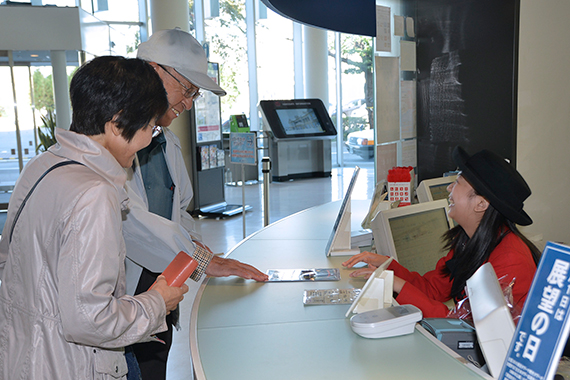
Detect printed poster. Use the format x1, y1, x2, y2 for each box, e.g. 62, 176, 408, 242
230, 132, 257, 166
400, 80, 416, 139
500, 242, 570, 380
376, 5, 391, 52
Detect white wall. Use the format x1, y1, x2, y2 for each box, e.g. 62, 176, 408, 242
517, 0, 570, 248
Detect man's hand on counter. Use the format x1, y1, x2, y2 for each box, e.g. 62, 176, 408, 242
205, 255, 269, 282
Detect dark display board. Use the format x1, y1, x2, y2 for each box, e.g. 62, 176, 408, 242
189, 63, 225, 212
414, 0, 519, 181
259, 99, 337, 139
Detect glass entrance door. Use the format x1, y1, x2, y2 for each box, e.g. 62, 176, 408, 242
0, 62, 41, 209
0, 51, 58, 230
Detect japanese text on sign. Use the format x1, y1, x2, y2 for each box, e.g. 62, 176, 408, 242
500, 242, 570, 380
230, 132, 257, 166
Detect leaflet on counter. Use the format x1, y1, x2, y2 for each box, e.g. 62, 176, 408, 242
265, 268, 341, 282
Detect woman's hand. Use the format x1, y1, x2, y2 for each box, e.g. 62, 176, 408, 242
342, 251, 392, 279
152, 275, 189, 314
347, 266, 377, 279
342, 251, 390, 269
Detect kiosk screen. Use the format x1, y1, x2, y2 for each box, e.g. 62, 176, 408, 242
259, 99, 337, 139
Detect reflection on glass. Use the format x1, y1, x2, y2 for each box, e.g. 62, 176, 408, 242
110, 24, 141, 57
329, 33, 374, 164
256, 9, 294, 106
204, 0, 249, 124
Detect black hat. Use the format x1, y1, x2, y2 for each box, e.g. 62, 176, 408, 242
452, 146, 533, 226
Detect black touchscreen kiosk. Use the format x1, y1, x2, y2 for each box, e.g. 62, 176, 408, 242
259, 99, 337, 139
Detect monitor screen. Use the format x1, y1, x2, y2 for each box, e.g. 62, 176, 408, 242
325, 166, 360, 256
275, 108, 325, 135
416, 175, 456, 203
259, 99, 337, 139
370, 199, 452, 275
388, 207, 450, 275
429, 183, 451, 201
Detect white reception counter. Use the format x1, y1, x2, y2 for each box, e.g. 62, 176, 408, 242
189, 200, 491, 379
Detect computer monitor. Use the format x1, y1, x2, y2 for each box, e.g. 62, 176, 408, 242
370, 199, 453, 275
259, 99, 337, 140
416, 175, 457, 203
325, 166, 365, 256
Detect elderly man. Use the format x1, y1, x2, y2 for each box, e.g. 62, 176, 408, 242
122, 29, 267, 380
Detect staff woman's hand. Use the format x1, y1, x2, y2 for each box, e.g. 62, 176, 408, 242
342, 251, 392, 279
342, 251, 390, 269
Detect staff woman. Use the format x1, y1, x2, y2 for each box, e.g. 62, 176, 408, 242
342, 146, 541, 318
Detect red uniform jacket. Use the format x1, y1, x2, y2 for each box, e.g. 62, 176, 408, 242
389, 231, 537, 318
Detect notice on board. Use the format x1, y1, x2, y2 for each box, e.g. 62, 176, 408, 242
499, 241, 570, 380
230, 132, 257, 165
401, 139, 417, 168
376, 5, 391, 52
394, 15, 404, 37
401, 80, 417, 139
406, 17, 415, 38
400, 40, 416, 71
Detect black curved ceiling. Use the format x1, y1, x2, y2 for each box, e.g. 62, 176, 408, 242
261, 0, 376, 37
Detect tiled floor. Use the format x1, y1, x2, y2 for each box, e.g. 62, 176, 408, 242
167, 161, 375, 380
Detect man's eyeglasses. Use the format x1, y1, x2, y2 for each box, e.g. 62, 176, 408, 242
157, 64, 202, 101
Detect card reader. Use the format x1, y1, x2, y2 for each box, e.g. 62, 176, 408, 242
350, 305, 422, 339
420, 318, 485, 367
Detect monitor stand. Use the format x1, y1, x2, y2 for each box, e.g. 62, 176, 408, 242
199, 202, 252, 217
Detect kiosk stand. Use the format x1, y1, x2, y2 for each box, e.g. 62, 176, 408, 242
259, 99, 337, 182
189, 63, 245, 217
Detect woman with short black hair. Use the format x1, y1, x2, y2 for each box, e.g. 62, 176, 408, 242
0, 56, 188, 379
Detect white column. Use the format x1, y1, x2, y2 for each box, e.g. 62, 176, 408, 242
334, 32, 343, 167
148, 0, 189, 33
8, 51, 24, 171
50, 50, 71, 130
293, 22, 304, 99
147, 0, 192, 174
303, 26, 331, 169
194, 0, 206, 44
302, 25, 328, 106
245, 0, 259, 131
138, 0, 149, 42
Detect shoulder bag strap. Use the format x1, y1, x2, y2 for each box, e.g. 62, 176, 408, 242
9, 160, 83, 244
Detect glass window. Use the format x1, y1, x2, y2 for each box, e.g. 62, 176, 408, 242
255, 9, 294, 102
0, 67, 19, 163
0, 65, 39, 209
11, 66, 38, 161
0, 62, 78, 177
110, 24, 141, 57
204, 0, 249, 125
331, 33, 374, 164
93, 0, 140, 22
43, 0, 76, 6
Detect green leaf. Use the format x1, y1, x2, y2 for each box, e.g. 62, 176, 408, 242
36, 110, 57, 153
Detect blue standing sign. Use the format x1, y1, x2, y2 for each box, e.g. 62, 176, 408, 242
229, 132, 257, 166
499, 241, 570, 380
